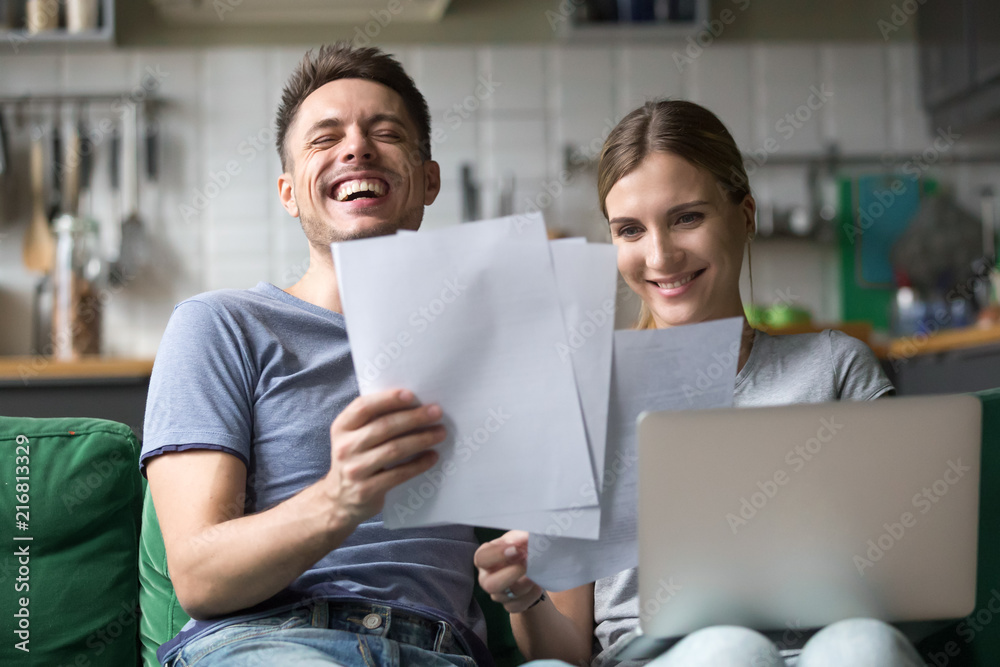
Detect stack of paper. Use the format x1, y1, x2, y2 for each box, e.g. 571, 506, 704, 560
333, 214, 744, 584
333, 213, 617, 537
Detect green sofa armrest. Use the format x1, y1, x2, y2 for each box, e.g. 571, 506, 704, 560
915, 387, 1000, 666
139, 481, 191, 666
0, 416, 142, 667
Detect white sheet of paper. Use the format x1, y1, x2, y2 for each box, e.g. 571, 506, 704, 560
392, 225, 616, 537
458, 242, 618, 536
333, 218, 598, 535
526, 317, 744, 591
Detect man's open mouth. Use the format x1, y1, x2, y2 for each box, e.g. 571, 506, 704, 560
332, 178, 389, 202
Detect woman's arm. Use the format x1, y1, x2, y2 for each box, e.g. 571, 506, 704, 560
475, 532, 594, 665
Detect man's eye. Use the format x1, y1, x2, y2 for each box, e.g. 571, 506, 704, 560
312, 136, 335, 146
374, 132, 401, 140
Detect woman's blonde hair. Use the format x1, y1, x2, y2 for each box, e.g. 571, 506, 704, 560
597, 100, 753, 329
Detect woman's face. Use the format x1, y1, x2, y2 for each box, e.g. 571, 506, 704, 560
606, 151, 755, 328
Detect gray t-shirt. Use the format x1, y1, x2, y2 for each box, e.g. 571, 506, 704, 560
140, 283, 487, 664
592, 329, 894, 666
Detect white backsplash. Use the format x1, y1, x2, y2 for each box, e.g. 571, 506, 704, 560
0, 41, 996, 357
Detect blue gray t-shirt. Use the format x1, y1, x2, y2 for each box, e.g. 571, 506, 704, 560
141, 282, 487, 664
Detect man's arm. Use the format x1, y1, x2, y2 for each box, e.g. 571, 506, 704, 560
148, 389, 444, 620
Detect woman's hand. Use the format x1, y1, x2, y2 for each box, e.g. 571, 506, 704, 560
474, 530, 546, 614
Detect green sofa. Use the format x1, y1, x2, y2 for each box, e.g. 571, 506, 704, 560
1, 388, 998, 666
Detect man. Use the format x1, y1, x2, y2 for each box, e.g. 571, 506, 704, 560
142, 43, 492, 666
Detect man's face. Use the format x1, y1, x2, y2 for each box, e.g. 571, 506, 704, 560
278, 78, 440, 248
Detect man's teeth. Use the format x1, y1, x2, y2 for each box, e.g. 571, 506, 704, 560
656, 273, 697, 289
334, 179, 387, 202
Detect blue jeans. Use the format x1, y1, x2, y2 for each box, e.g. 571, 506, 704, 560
528, 618, 926, 667
169, 601, 478, 667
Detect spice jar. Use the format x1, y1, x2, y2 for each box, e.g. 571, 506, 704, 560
52, 214, 103, 360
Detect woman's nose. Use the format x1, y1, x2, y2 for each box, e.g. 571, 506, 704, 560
647, 231, 684, 269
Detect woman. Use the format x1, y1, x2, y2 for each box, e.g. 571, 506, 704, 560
474, 101, 924, 667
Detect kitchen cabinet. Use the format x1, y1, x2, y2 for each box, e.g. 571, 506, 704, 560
917, 0, 1000, 131
918, 0, 972, 107
971, 0, 1000, 86
0, 357, 151, 439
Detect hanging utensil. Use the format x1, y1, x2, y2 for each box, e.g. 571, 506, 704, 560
23, 128, 55, 273
0, 106, 8, 177
145, 117, 158, 182
49, 117, 61, 220
110, 103, 150, 285
62, 116, 81, 216
77, 105, 94, 216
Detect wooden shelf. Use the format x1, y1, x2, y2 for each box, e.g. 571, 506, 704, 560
0, 0, 115, 50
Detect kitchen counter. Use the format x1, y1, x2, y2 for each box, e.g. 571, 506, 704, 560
887, 323, 1000, 360
0, 356, 154, 383
884, 323, 1000, 396
0, 356, 154, 437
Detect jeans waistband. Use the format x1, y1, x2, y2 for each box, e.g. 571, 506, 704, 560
311, 599, 469, 658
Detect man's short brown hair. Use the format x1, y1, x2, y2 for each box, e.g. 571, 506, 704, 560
275, 43, 432, 172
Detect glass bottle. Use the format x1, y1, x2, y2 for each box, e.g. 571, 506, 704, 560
51, 214, 103, 360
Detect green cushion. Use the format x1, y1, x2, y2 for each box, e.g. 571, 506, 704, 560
0, 416, 142, 667
139, 482, 190, 667
915, 388, 1000, 666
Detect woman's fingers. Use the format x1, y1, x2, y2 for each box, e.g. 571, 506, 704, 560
474, 531, 530, 571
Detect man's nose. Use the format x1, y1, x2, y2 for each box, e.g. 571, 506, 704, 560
340, 128, 375, 163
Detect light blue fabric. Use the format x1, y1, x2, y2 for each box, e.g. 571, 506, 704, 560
523, 618, 924, 667
141, 282, 485, 663
172, 602, 477, 667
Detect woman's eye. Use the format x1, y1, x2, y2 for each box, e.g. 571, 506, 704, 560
616, 226, 642, 238
676, 212, 703, 225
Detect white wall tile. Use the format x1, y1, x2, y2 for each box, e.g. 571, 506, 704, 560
429, 112, 477, 184
617, 45, 686, 117
886, 44, 932, 152
688, 45, 754, 151
752, 45, 825, 156
206, 256, 269, 292
552, 47, 615, 157
412, 47, 480, 113
822, 45, 889, 154
0, 54, 61, 94
421, 178, 463, 230
481, 115, 548, 182
61, 52, 134, 95
481, 46, 547, 113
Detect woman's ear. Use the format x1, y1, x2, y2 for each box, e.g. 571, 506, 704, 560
741, 194, 757, 241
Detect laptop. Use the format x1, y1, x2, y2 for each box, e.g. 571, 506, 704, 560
610, 394, 982, 661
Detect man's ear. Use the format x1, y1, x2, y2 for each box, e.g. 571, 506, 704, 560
278, 172, 299, 218
423, 160, 441, 206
